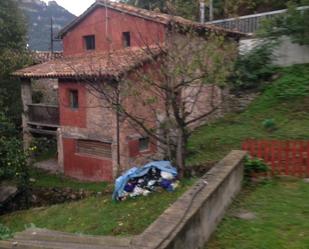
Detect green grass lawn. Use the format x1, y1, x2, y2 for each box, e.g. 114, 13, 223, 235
2, 64, 308, 239
29, 169, 109, 192
206, 178, 309, 249
0, 178, 195, 236
188, 64, 309, 165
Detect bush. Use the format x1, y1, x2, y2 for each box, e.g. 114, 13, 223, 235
231, 42, 276, 91
31, 136, 57, 161
262, 118, 277, 131
0, 113, 33, 194
258, 0, 309, 46
0, 224, 11, 240
244, 157, 269, 178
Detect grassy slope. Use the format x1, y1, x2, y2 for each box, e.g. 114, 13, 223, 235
29, 169, 109, 192
188, 64, 309, 165
0, 178, 195, 236
206, 179, 309, 249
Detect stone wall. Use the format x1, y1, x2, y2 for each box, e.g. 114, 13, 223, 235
224, 91, 259, 113
131, 150, 247, 249
32, 79, 58, 105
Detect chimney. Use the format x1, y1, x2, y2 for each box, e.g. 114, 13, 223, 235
200, 0, 205, 24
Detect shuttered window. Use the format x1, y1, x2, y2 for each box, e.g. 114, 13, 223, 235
76, 140, 112, 159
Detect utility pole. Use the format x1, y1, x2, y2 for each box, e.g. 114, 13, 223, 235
50, 17, 54, 53
209, 0, 214, 21
200, 0, 205, 24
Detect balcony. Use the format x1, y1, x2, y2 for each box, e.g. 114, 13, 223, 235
27, 104, 60, 135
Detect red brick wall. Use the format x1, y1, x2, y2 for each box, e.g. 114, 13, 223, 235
62, 138, 113, 182
59, 80, 87, 128
128, 137, 157, 158
63, 7, 166, 56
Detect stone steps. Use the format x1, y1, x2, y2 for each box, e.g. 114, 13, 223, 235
0, 228, 131, 249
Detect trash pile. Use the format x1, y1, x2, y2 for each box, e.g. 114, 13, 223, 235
112, 161, 178, 201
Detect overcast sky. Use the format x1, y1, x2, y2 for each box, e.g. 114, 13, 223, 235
42, 0, 96, 16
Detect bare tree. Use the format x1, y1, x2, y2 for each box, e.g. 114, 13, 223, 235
68, 21, 238, 176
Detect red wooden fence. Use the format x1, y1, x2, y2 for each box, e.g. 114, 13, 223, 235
242, 140, 309, 177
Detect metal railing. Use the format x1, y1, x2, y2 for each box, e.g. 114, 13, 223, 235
207, 6, 309, 34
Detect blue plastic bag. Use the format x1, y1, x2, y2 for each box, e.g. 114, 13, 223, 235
112, 161, 177, 200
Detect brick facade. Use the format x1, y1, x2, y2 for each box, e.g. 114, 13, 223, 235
17, 1, 243, 182
62, 7, 165, 56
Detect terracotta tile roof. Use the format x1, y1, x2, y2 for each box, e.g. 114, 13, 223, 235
13, 46, 162, 79
31, 51, 63, 64
57, 0, 246, 39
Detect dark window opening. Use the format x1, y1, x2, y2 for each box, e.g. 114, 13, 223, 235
69, 90, 79, 109
139, 137, 150, 151
76, 140, 112, 158
122, 32, 131, 48
84, 35, 95, 50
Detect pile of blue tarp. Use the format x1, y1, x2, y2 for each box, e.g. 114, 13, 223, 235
112, 161, 178, 201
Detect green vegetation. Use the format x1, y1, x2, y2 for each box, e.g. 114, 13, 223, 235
29, 169, 109, 192
0, 178, 195, 236
0, 0, 33, 200
0, 114, 33, 200
231, 42, 276, 91
259, 0, 309, 45
0, 224, 11, 240
31, 137, 57, 163
122, 0, 293, 21
188, 64, 309, 165
0, 0, 32, 126
206, 178, 309, 249
244, 157, 269, 178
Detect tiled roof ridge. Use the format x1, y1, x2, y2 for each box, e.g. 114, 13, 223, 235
13, 45, 164, 79
96, 0, 246, 35
63, 44, 165, 59
57, 0, 246, 39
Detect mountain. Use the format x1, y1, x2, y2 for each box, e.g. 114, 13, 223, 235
18, 0, 76, 51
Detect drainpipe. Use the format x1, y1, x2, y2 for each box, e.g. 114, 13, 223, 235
116, 104, 120, 167
116, 83, 121, 167
200, 0, 205, 24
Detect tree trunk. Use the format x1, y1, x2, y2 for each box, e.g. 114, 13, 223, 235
176, 128, 186, 178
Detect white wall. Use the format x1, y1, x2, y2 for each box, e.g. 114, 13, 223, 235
239, 36, 309, 66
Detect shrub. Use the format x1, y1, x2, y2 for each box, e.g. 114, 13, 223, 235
0, 224, 11, 240
0, 112, 34, 201
258, 0, 309, 46
31, 136, 57, 161
244, 157, 269, 178
262, 118, 277, 131
231, 42, 276, 91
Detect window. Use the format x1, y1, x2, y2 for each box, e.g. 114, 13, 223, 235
77, 140, 112, 158
69, 90, 79, 109
122, 32, 131, 48
84, 35, 95, 50
139, 137, 150, 151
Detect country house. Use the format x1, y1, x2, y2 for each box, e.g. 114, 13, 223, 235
14, 0, 243, 182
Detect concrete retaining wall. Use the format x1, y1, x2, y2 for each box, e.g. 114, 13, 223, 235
132, 150, 247, 249
240, 36, 309, 66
